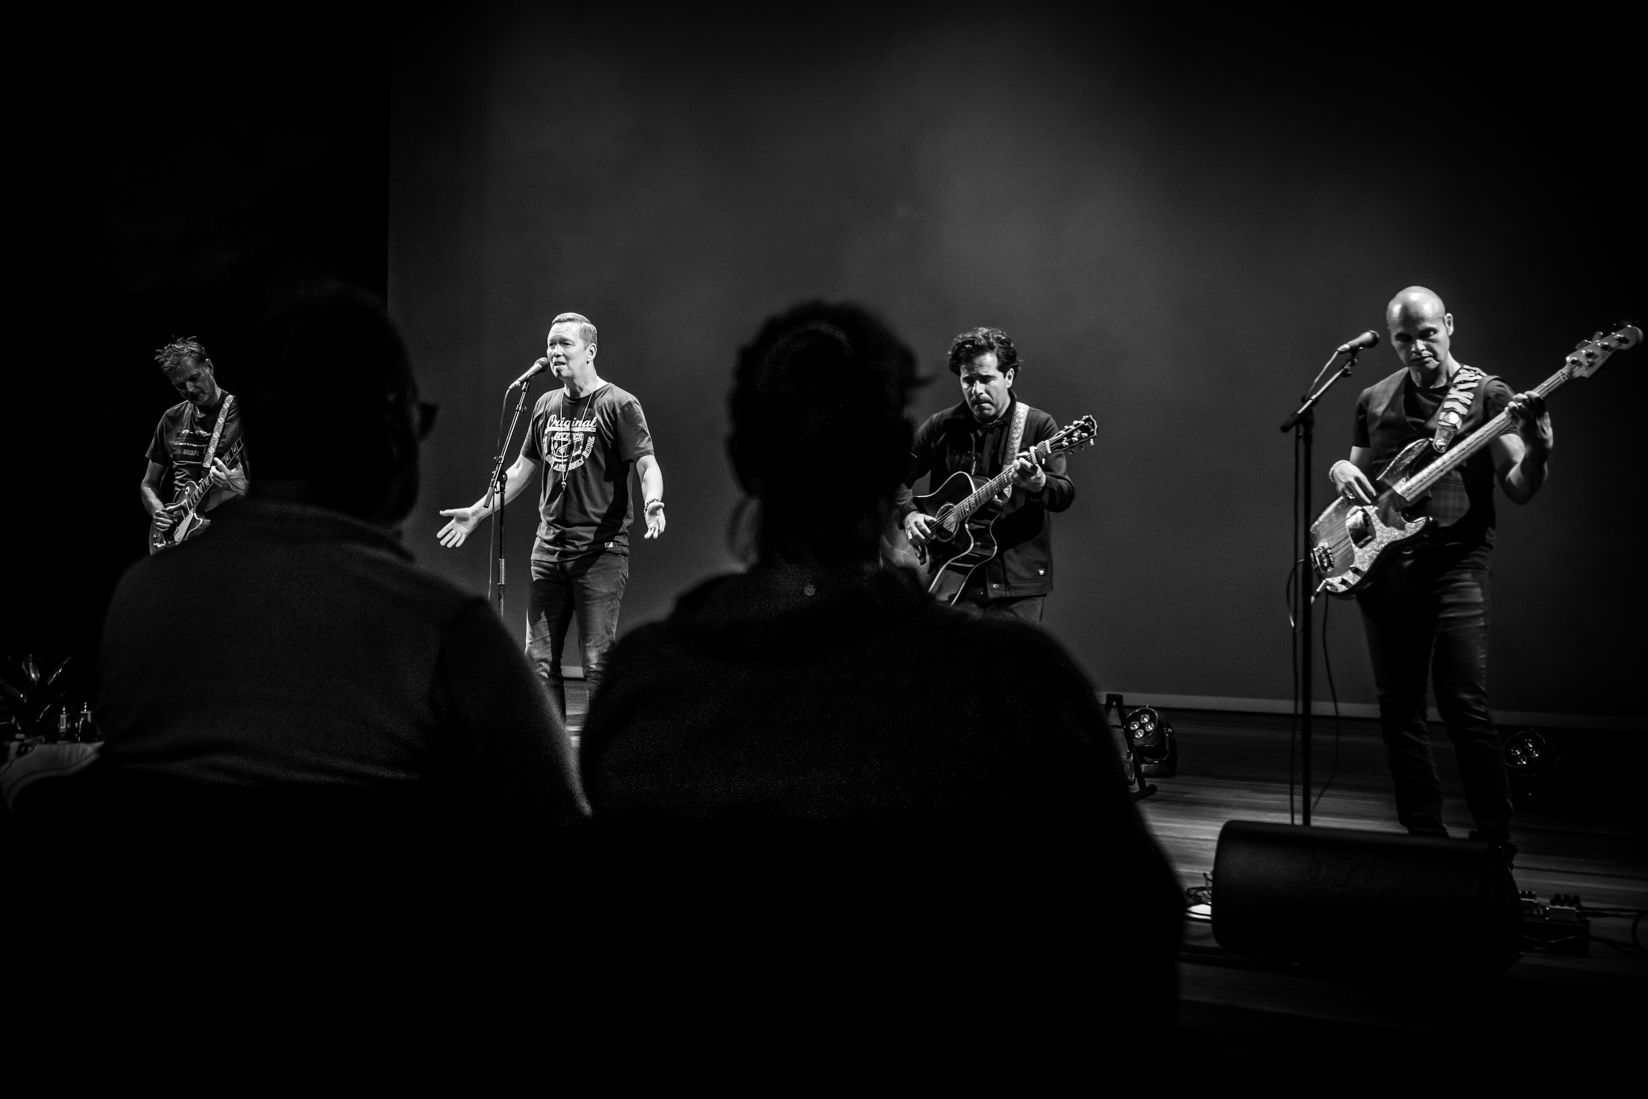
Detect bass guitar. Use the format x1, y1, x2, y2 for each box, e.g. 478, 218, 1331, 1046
1308, 323, 1640, 598
148, 438, 246, 555
912, 414, 1098, 604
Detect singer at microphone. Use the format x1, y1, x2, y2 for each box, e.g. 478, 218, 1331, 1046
435, 311, 668, 724
510, 357, 551, 388
1336, 330, 1381, 355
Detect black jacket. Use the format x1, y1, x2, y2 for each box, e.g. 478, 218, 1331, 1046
893, 395, 1076, 599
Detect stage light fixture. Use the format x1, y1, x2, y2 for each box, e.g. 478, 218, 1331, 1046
1504, 728, 1561, 810
1125, 706, 1178, 778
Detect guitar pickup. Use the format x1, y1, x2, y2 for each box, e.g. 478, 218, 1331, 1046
1345, 506, 1372, 545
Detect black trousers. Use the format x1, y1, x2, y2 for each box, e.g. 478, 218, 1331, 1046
1356, 544, 1512, 843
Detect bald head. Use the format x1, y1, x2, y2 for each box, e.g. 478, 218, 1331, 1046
1385, 285, 1455, 383
1387, 285, 1448, 328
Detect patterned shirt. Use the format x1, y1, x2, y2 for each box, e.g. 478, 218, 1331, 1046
146, 395, 248, 512
520, 381, 655, 564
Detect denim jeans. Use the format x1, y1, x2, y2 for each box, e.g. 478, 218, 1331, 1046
1356, 546, 1511, 843
526, 549, 629, 721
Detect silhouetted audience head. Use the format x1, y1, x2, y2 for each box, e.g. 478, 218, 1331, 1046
726, 300, 921, 564
238, 281, 429, 525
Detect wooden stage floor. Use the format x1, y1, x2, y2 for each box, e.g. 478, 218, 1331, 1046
567, 689, 1647, 1081
1130, 708, 1647, 1081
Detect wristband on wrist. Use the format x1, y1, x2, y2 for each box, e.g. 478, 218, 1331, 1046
645, 499, 665, 513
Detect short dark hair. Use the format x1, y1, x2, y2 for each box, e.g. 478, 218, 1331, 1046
154, 337, 211, 373
946, 326, 1020, 377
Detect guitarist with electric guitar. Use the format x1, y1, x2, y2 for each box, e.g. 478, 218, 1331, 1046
893, 325, 1090, 621
1319, 286, 1637, 864
141, 337, 249, 553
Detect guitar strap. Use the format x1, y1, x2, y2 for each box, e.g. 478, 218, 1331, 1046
1431, 365, 1485, 452
197, 394, 234, 484
1006, 401, 1030, 462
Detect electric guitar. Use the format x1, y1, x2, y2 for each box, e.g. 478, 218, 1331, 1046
1308, 323, 1640, 598
912, 414, 1098, 605
148, 438, 246, 555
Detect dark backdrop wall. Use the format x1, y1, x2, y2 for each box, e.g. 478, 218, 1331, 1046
8, 15, 388, 714
391, 3, 1642, 726
8, 5, 1640, 730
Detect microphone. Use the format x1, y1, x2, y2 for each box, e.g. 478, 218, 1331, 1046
1335, 330, 1381, 355
509, 357, 551, 388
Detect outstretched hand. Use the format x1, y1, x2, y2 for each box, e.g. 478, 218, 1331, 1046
437, 507, 482, 548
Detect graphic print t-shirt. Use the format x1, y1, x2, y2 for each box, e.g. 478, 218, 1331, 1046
521, 381, 655, 563
146, 396, 248, 513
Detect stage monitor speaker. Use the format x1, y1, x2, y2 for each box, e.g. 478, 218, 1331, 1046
1210, 820, 1521, 977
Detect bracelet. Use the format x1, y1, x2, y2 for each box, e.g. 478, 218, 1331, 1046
645, 500, 665, 513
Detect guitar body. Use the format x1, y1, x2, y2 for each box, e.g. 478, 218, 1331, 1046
149, 496, 213, 554
148, 436, 245, 555
1308, 438, 1435, 598
1308, 493, 1430, 598
901, 412, 1099, 605
914, 470, 1003, 605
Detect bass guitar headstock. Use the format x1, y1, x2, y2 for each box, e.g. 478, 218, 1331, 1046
1566, 323, 1641, 380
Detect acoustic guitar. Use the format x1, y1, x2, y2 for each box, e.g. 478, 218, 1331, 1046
912, 414, 1097, 604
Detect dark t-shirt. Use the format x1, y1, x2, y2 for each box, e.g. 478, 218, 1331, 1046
1352, 364, 1511, 562
146, 396, 248, 513
520, 381, 654, 565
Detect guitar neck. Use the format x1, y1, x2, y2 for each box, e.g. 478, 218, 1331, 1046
175, 440, 244, 512
181, 476, 213, 510
949, 441, 1049, 525
1397, 368, 1566, 499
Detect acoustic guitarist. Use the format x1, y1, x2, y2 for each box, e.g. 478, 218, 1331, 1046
1328, 286, 1552, 868
141, 337, 249, 551
892, 325, 1074, 623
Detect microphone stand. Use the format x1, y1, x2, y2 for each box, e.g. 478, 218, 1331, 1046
487, 378, 536, 618
1279, 349, 1358, 826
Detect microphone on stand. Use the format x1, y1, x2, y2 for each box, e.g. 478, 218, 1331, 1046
509, 357, 551, 388
1335, 330, 1381, 355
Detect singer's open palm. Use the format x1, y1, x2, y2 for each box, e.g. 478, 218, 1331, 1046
436, 507, 481, 548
